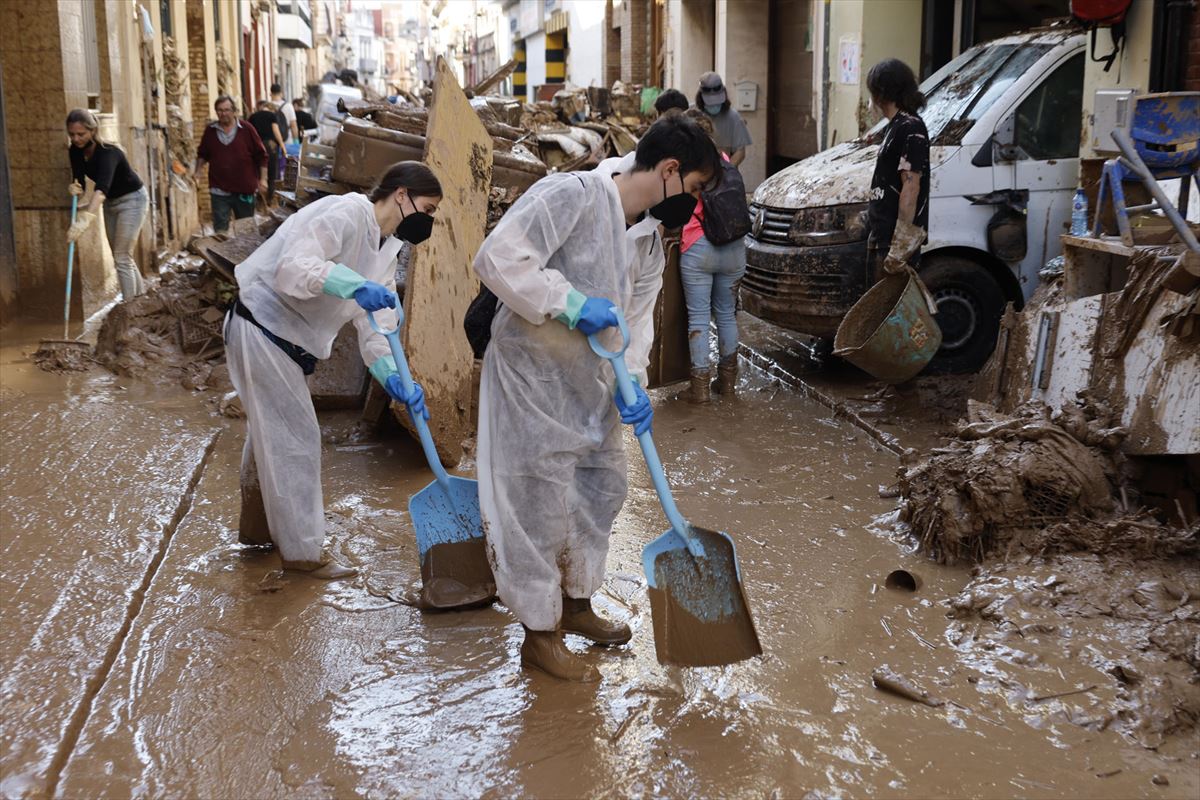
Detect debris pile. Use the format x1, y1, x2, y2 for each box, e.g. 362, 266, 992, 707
93, 252, 235, 406
32, 340, 93, 372
897, 395, 1199, 746
486, 186, 522, 235
331, 78, 653, 183
898, 398, 1125, 564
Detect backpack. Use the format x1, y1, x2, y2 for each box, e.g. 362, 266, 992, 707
1070, 0, 1133, 73
463, 285, 499, 359
274, 102, 290, 142
700, 160, 752, 245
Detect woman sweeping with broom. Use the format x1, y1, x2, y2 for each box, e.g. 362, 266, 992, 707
65, 109, 149, 301
225, 161, 441, 578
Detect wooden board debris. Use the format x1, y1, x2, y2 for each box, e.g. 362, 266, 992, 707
647, 238, 690, 388
399, 56, 493, 467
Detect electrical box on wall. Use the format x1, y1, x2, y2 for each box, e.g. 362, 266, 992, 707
1092, 89, 1138, 153
734, 81, 758, 112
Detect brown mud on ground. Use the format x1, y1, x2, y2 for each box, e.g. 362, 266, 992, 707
738, 311, 969, 453
948, 553, 1200, 752
895, 394, 1200, 757
4, 321, 1198, 798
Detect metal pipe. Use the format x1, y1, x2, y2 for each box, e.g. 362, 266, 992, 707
1111, 128, 1200, 253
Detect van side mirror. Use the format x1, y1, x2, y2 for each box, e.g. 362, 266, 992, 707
992, 117, 1024, 162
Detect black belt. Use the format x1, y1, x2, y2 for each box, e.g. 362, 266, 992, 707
233, 299, 318, 375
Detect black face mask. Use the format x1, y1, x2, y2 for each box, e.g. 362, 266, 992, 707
395, 195, 435, 244
648, 173, 697, 229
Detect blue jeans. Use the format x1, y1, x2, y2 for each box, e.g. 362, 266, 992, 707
210, 191, 254, 234
680, 234, 746, 369
102, 186, 149, 299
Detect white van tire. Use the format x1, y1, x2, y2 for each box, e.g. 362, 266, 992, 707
918, 256, 1006, 375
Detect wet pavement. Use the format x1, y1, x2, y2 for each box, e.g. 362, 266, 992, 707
2, 323, 1196, 799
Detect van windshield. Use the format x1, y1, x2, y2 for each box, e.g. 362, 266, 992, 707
868, 42, 1054, 144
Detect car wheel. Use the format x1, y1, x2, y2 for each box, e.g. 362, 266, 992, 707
918, 256, 1007, 375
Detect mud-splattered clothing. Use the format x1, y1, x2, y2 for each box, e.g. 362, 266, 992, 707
867, 111, 929, 248
474, 153, 664, 632
226, 192, 402, 563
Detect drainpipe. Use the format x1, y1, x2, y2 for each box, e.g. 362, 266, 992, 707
139, 7, 159, 251
821, 0, 830, 151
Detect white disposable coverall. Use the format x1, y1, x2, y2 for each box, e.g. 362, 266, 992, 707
226, 192, 401, 562
475, 153, 665, 631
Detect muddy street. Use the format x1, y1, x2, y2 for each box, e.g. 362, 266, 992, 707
1, 323, 1196, 800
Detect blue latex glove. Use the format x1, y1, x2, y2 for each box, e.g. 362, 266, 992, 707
615, 383, 653, 436
353, 281, 398, 312
575, 297, 618, 336
384, 375, 429, 420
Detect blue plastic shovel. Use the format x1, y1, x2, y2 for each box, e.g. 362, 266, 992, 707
368, 309, 496, 610
587, 310, 761, 667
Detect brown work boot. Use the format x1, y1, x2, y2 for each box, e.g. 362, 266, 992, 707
561, 596, 632, 646
281, 557, 358, 580
713, 355, 739, 396
520, 627, 601, 682
688, 368, 712, 404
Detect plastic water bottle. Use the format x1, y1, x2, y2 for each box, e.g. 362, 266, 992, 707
1070, 188, 1088, 237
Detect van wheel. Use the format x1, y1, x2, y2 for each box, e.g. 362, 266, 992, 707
918, 256, 1006, 375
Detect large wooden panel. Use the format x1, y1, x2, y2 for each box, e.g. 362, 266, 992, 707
400, 57, 492, 466
648, 238, 691, 388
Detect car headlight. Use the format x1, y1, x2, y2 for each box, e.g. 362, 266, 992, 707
789, 202, 870, 246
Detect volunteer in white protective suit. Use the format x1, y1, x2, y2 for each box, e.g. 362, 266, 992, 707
225, 161, 441, 579
474, 115, 721, 680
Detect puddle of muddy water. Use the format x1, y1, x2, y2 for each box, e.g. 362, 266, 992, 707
4, 321, 1196, 799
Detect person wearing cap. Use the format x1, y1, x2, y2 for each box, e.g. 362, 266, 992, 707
695, 72, 752, 166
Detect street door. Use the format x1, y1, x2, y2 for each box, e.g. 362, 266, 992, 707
993, 52, 1085, 298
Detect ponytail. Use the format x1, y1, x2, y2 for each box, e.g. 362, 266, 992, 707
368, 161, 443, 202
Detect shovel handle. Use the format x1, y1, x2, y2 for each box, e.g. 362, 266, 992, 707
587, 309, 699, 555
367, 308, 452, 488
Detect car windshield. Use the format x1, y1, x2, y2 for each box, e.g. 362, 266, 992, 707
866, 41, 1054, 143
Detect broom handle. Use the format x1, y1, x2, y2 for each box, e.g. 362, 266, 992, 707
64, 195, 78, 339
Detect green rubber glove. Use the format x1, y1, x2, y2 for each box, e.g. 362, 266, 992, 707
553, 288, 588, 328
322, 263, 368, 299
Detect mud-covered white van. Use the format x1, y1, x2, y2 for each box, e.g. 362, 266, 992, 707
743, 26, 1085, 372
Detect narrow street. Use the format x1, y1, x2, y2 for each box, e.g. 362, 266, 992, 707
2, 322, 1194, 800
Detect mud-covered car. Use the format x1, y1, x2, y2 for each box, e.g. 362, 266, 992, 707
743, 25, 1086, 373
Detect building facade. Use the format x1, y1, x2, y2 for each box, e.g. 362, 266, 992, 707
0, 0, 253, 323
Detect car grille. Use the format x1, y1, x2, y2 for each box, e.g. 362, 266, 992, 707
750, 204, 794, 245
742, 263, 849, 303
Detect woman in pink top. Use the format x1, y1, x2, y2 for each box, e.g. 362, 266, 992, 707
679, 108, 747, 404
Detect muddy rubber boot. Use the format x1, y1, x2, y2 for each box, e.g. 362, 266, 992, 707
688, 369, 712, 404
713, 355, 739, 396
561, 596, 632, 646
520, 627, 601, 682
281, 557, 358, 580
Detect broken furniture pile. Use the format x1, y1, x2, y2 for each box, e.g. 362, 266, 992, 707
287, 79, 654, 215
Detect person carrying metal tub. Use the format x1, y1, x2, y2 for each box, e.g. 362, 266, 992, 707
66, 109, 150, 300
474, 114, 721, 681
225, 162, 441, 579
864, 58, 931, 278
